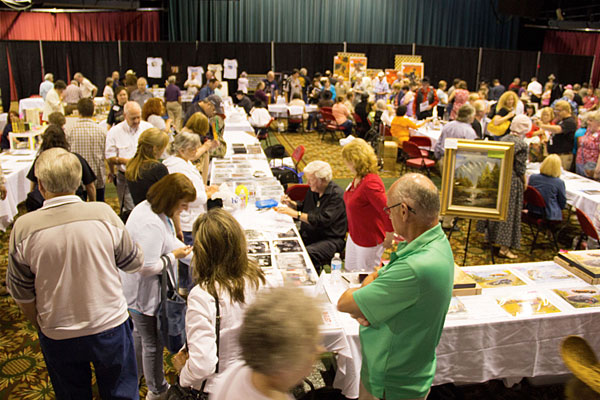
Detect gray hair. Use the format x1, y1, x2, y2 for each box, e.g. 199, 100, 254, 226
239, 286, 322, 376
168, 131, 201, 155
587, 110, 600, 124
137, 77, 147, 85
44, 73, 53, 81
375, 99, 387, 111
303, 160, 332, 183
456, 104, 475, 122
123, 101, 141, 116
563, 89, 574, 100
35, 148, 82, 194
74, 72, 83, 80
167, 75, 176, 84
389, 173, 440, 222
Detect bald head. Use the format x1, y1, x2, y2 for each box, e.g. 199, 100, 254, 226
389, 173, 440, 224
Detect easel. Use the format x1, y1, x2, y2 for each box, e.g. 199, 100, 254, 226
446, 217, 495, 266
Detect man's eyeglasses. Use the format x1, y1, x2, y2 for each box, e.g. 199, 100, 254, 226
383, 202, 416, 215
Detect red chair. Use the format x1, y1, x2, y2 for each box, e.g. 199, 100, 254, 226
287, 107, 304, 133
575, 207, 600, 249
521, 186, 561, 251
286, 184, 310, 202
402, 141, 435, 177
256, 118, 275, 147
291, 145, 305, 170
408, 136, 432, 157
319, 107, 344, 142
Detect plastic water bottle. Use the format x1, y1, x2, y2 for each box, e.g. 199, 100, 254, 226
331, 253, 342, 283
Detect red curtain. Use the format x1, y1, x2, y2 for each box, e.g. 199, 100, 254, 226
0, 11, 159, 41
543, 31, 600, 87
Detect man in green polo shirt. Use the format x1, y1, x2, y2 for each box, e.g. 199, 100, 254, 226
338, 173, 454, 400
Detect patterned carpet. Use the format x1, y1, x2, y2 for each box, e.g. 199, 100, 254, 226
0, 130, 580, 399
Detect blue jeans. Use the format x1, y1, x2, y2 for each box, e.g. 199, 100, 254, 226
178, 231, 195, 291
38, 319, 139, 400
339, 120, 354, 137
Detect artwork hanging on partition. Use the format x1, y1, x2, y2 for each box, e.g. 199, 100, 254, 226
349, 56, 368, 80
385, 69, 399, 86
399, 62, 424, 83
440, 140, 515, 220
333, 56, 349, 80
394, 55, 422, 70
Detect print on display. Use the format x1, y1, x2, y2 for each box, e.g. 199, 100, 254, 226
553, 286, 600, 309
273, 240, 303, 253
440, 140, 515, 221
247, 241, 270, 254
249, 254, 273, 268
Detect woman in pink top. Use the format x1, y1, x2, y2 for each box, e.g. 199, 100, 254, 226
448, 80, 469, 120
332, 96, 354, 137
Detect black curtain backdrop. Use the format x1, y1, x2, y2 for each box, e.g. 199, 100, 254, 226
68, 42, 120, 91
416, 45, 479, 91
480, 49, 537, 88
298, 44, 343, 78
7, 41, 42, 100
346, 44, 413, 70
538, 53, 594, 89
42, 42, 70, 84
0, 42, 9, 111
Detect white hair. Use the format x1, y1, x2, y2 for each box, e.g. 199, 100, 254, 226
303, 160, 332, 183
563, 89, 574, 100
168, 131, 201, 155
44, 73, 53, 81
123, 101, 141, 116
35, 148, 82, 194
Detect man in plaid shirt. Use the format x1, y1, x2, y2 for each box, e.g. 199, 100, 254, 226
66, 98, 107, 201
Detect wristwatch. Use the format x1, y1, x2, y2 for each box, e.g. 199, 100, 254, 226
297, 211, 302, 220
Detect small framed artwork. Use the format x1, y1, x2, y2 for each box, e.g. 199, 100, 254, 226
440, 139, 515, 221
399, 62, 424, 83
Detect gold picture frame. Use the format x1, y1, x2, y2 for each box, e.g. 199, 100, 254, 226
440, 140, 515, 221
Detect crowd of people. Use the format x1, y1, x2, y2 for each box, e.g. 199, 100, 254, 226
3, 65, 600, 400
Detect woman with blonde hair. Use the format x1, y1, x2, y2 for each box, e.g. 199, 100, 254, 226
527, 154, 566, 221
173, 208, 266, 396
125, 128, 170, 205
537, 100, 578, 170
142, 97, 172, 134
489, 90, 520, 138
121, 173, 196, 400
342, 138, 394, 271
182, 112, 217, 184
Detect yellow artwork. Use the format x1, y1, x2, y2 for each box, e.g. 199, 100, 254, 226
394, 55, 422, 70
349, 57, 368, 80
497, 292, 561, 317
399, 62, 424, 83
333, 55, 349, 80
463, 267, 525, 288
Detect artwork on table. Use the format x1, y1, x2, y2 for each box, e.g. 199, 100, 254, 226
385, 69, 399, 86
511, 263, 578, 284
247, 241, 270, 254
462, 267, 526, 288
245, 230, 267, 241
349, 57, 368, 80
446, 297, 468, 319
273, 239, 303, 253
399, 62, 424, 83
582, 189, 600, 196
553, 286, 600, 309
249, 254, 273, 268
440, 140, 515, 221
278, 229, 298, 238
276, 253, 307, 269
556, 250, 600, 278
496, 291, 561, 317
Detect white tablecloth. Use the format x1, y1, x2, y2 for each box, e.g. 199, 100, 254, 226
0, 150, 36, 230
413, 126, 443, 148
322, 261, 600, 398
0, 113, 7, 134
18, 98, 44, 115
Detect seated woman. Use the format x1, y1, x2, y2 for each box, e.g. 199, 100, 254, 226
26, 125, 96, 210
142, 98, 172, 134
120, 173, 195, 400
277, 160, 347, 272
248, 100, 272, 134
211, 286, 323, 400
332, 96, 354, 137
253, 81, 268, 106
527, 154, 566, 221
173, 208, 266, 396
125, 128, 170, 206
1, 110, 20, 150
287, 92, 306, 133
390, 105, 426, 145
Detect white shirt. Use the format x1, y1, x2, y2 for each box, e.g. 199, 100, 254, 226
120, 200, 191, 316
105, 120, 154, 172
179, 284, 260, 392
223, 59, 238, 80
103, 85, 114, 102
437, 89, 448, 105
162, 156, 207, 232
248, 107, 272, 128
80, 78, 97, 98
527, 80, 543, 96
211, 361, 294, 400
42, 88, 64, 121
237, 77, 249, 93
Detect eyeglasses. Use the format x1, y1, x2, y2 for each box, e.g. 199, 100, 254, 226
383, 202, 416, 215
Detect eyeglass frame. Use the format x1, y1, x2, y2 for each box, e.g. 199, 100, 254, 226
383, 202, 416, 215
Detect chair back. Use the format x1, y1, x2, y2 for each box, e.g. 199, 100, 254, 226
288, 105, 304, 117
576, 208, 600, 241
382, 125, 392, 137
523, 186, 546, 209
353, 113, 362, 125
409, 136, 432, 149
292, 145, 305, 164
286, 184, 310, 201
402, 140, 424, 158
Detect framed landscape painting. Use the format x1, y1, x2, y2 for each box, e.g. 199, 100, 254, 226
440, 140, 515, 221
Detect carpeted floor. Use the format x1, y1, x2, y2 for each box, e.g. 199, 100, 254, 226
0, 128, 578, 399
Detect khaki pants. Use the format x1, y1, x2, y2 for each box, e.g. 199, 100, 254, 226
166, 101, 183, 131
359, 381, 430, 400
557, 153, 573, 172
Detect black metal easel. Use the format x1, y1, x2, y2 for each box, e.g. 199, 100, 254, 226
446, 217, 495, 266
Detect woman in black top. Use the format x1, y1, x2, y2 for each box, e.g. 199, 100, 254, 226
26, 125, 97, 210
107, 86, 128, 128
536, 100, 578, 171
1, 111, 19, 150
125, 127, 170, 205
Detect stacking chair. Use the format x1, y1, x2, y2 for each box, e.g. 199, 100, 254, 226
286, 184, 310, 202
521, 186, 561, 251
408, 136, 432, 158
402, 141, 435, 177
575, 207, 600, 249
287, 106, 305, 133
256, 118, 275, 147
319, 107, 344, 142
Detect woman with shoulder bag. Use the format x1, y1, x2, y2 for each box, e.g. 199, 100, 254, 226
488, 91, 519, 139
171, 208, 266, 398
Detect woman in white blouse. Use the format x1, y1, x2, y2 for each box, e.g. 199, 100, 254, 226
172, 208, 266, 396
120, 173, 196, 400
163, 131, 219, 291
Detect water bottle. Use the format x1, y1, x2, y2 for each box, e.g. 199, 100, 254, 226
331, 253, 342, 282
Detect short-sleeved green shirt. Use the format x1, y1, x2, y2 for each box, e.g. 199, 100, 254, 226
353, 224, 454, 399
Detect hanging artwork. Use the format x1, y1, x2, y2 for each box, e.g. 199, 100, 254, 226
385, 69, 399, 86
349, 56, 368, 80
399, 62, 424, 83
333, 56, 349, 80
394, 55, 422, 70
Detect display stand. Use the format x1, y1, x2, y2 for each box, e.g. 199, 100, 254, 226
447, 217, 495, 266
